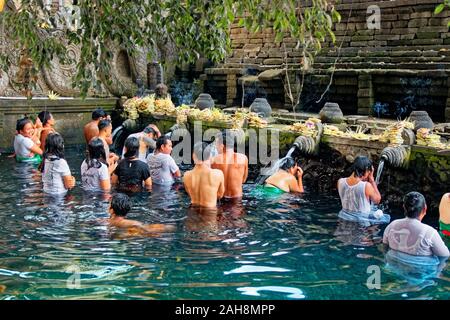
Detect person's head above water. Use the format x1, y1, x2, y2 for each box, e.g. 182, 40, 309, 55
351, 156, 373, 178
403, 191, 427, 220
110, 193, 132, 217
16, 118, 33, 137
142, 125, 157, 138
92, 108, 107, 121
192, 141, 212, 164
156, 136, 172, 155
216, 130, 235, 150
279, 157, 298, 175
98, 119, 112, 133
44, 132, 65, 159
87, 137, 107, 167
123, 136, 139, 158
38, 111, 54, 127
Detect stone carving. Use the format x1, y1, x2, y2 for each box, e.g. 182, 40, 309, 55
42, 32, 81, 96
100, 44, 148, 97
0, 71, 9, 96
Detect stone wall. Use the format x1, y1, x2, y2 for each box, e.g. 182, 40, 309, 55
0, 98, 117, 150
204, 0, 450, 122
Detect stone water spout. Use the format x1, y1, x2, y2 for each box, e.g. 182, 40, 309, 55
292, 122, 324, 156
380, 145, 410, 168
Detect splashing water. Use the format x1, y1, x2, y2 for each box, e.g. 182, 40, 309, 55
375, 159, 385, 185
256, 146, 297, 184
209, 142, 219, 158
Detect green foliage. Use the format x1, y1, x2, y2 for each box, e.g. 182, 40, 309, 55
0, 0, 339, 97
435, 1, 450, 15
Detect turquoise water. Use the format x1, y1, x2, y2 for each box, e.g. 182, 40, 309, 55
0, 146, 449, 300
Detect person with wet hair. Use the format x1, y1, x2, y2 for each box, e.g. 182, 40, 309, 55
96, 119, 119, 167
112, 136, 152, 192
41, 132, 76, 194
183, 142, 225, 208
337, 156, 381, 216
211, 130, 248, 200
13, 117, 43, 163
107, 193, 175, 233
264, 156, 304, 193
383, 191, 449, 257
37, 111, 56, 152
439, 193, 450, 241
122, 124, 161, 161
84, 108, 109, 144
81, 137, 112, 191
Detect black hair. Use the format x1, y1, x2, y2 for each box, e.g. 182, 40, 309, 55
38, 111, 53, 126
44, 132, 65, 160
92, 108, 107, 120
216, 130, 235, 149
16, 118, 32, 132
403, 191, 426, 219
351, 156, 373, 178
124, 136, 139, 158
280, 157, 297, 171
143, 125, 157, 135
111, 193, 132, 217
86, 137, 108, 169
98, 119, 112, 132
193, 142, 212, 162
156, 136, 171, 151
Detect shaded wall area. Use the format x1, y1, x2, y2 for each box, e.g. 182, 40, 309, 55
203, 0, 450, 122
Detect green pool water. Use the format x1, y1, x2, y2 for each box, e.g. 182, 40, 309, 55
0, 146, 448, 300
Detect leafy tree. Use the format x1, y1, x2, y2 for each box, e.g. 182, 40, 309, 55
0, 0, 340, 97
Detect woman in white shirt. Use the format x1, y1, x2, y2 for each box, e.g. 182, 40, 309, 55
14, 118, 43, 163
81, 137, 112, 192
41, 133, 75, 195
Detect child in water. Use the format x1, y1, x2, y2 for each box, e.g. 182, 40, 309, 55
107, 193, 176, 234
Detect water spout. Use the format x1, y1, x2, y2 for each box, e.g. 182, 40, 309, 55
380, 146, 410, 169
291, 122, 324, 156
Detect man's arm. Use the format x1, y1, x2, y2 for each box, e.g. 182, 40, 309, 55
242, 156, 249, 183
111, 173, 119, 185
215, 170, 225, 199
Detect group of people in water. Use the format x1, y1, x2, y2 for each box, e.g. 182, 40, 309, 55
11, 107, 450, 262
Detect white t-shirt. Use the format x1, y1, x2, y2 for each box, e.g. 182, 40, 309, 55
146, 153, 179, 185
81, 160, 109, 191
42, 157, 72, 194
383, 217, 450, 257
14, 134, 35, 158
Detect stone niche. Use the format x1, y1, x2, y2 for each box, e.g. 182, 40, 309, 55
0, 97, 117, 150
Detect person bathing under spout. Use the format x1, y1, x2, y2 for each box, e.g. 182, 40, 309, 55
264, 157, 304, 193
337, 156, 389, 224
184, 142, 225, 208
211, 130, 248, 200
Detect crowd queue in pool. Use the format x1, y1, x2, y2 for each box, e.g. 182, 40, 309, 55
9, 108, 450, 265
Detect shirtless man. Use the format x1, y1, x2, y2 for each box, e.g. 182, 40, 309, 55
107, 193, 175, 234
96, 119, 119, 166
264, 157, 304, 193
211, 131, 248, 199
84, 108, 108, 144
184, 142, 225, 208
439, 193, 450, 239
